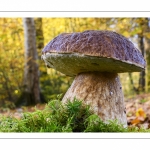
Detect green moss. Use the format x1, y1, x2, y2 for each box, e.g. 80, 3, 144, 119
0, 98, 149, 132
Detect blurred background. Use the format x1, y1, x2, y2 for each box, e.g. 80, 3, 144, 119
0, 18, 150, 127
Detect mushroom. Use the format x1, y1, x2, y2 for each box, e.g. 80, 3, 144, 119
41, 30, 146, 126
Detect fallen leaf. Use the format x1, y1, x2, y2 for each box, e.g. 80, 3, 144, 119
136, 108, 146, 118
131, 117, 141, 125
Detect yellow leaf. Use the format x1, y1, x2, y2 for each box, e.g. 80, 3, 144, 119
136, 108, 146, 118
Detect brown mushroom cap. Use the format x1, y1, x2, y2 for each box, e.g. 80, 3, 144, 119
42, 30, 146, 76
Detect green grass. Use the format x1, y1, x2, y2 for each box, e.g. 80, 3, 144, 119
0, 98, 149, 132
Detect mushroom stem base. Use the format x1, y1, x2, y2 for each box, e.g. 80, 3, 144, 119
62, 72, 127, 126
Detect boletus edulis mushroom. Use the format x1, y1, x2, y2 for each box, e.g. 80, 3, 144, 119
41, 30, 146, 126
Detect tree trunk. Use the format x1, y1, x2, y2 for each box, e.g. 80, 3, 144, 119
146, 50, 150, 91
138, 34, 146, 92
128, 73, 139, 94
62, 72, 127, 126
17, 18, 41, 106
145, 18, 150, 92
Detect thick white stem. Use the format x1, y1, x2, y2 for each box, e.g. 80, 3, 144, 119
62, 72, 127, 126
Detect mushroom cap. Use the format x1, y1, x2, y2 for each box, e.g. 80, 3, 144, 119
42, 30, 146, 76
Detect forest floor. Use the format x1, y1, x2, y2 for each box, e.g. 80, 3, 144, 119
1, 93, 150, 129
125, 93, 150, 129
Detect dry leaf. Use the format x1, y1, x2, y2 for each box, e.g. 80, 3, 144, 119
136, 108, 146, 118
131, 117, 141, 125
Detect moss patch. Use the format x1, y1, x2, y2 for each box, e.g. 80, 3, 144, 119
0, 99, 149, 132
